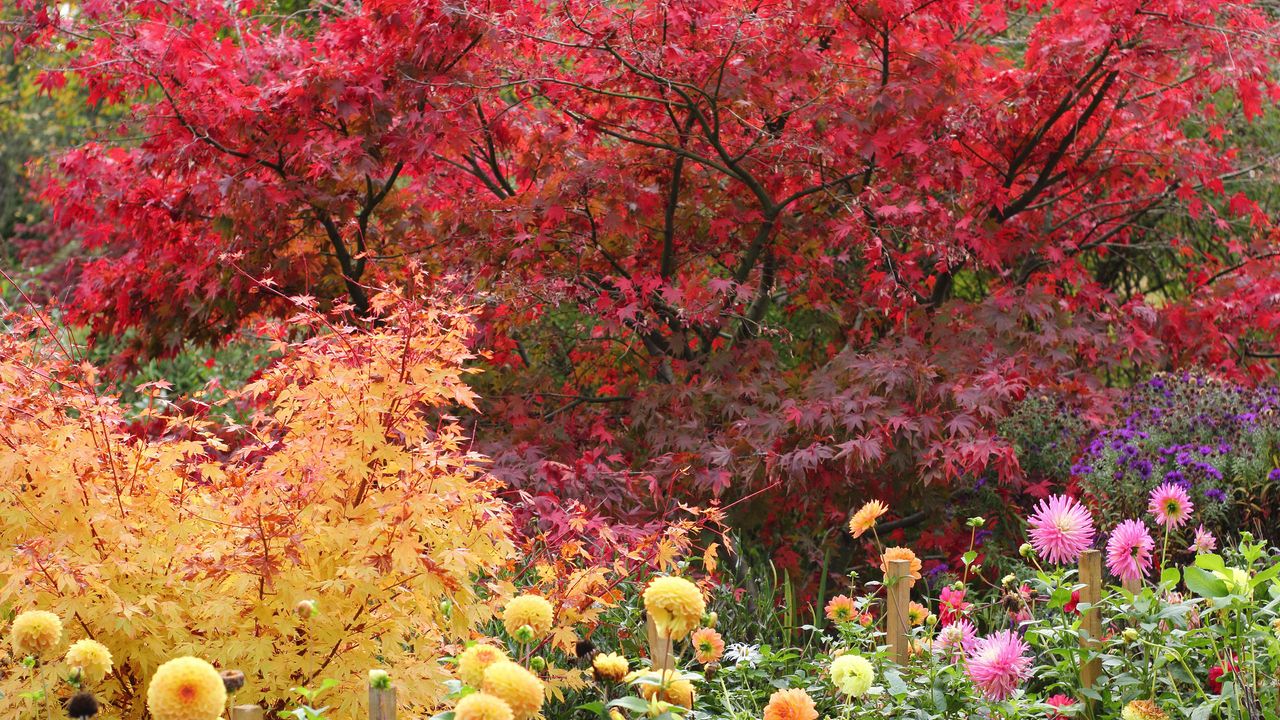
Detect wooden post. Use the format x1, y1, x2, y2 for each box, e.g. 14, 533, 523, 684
1122, 576, 1142, 595
645, 614, 673, 676
1078, 549, 1103, 691
369, 683, 396, 720
885, 559, 911, 664
229, 706, 264, 720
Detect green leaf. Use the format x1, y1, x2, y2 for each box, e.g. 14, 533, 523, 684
1194, 553, 1225, 572
1160, 567, 1181, 586
575, 701, 606, 717
1184, 566, 1229, 598
609, 696, 653, 713
428, 713, 457, 720
884, 667, 909, 698
1251, 562, 1280, 588
962, 551, 978, 567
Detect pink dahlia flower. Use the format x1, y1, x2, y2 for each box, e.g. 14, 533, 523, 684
1045, 694, 1077, 719
939, 586, 971, 625
1188, 524, 1217, 553
965, 630, 1031, 701
1027, 494, 1095, 564
1148, 483, 1194, 529
1106, 519, 1154, 584
933, 617, 977, 657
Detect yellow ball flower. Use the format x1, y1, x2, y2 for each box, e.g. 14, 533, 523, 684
454, 692, 515, 720
642, 577, 705, 640
458, 643, 509, 687
1215, 568, 1253, 599
830, 654, 874, 697
65, 639, 114, 684
502, 595, 554, 640
1121, 700, 1169, 720
634, 670, 695, 709
11, 610, 63, 658
481, 661, 544, 720
146, 656, 227, 720
592, 652, 629, 682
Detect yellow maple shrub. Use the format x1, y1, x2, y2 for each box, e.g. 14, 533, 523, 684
0, 298, 515, 718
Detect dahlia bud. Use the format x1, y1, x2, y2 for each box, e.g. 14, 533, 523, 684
703, 611, 718, 628
529, 656, 547, 673
925, 613, 938, 626
966, 516, 986, 528
1122, 628, 1140, 642
66, 690, 99, 718
513, 625, 536, 644
439, 599, 453, 618
1019, 543, 1036, 559
296, 599, 318, 618
220, 669, 246, 694
368, 669, 391, 689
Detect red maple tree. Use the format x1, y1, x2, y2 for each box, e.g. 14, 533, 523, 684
11, 0, 1280, 550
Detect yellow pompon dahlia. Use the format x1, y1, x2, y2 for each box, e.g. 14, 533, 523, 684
848, 500, 888, 538
592, 652, 630, 682
690, 627, 725, 664
146, 657, 227, 720
762, 688, 818, 720
635, 670, 695, 709
830, 653, 874, 697
1121, 700, 1169, 720
65, 639, 113, 684
481, 661, 545, 720
11, 610, 63, 658
458, 643, 509, 687
502, 595, 554, 640
642, 576, 705, 640
880, 546, 923, 585
453, 692, 515, 720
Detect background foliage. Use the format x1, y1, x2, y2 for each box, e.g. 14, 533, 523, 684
0, 295, 515, 718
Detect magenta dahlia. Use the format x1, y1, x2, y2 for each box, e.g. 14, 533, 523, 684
1026, 494, 1095, 564
1148, 483, 1194, 529
965, 630, 1031, 701
1106, 519, 1155, 584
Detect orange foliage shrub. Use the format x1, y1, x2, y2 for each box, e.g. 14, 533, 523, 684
0, 297, 515, 717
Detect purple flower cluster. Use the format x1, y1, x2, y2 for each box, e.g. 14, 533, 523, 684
1074, 372, 1280, 535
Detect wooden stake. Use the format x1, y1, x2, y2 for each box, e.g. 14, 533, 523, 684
1078, 549, 1103, 691
885, 558, 911, 664
1122, 576, 1142, 595
369, 683, 396, 720
229, 706, 264, 720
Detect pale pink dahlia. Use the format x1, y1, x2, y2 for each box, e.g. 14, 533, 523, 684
933, 618, 977, 658
1148, 483, 1194, 529
1106, 519, 1154, 584
1026, 494, 1095, 564
1188, 525, 1217, 553
965, 630, 1031, 701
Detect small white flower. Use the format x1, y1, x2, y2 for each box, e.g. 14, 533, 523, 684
723, 642, 762, 667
